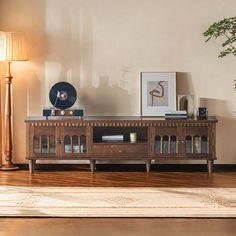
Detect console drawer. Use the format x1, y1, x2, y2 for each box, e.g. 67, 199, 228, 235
93, 143, 148, 158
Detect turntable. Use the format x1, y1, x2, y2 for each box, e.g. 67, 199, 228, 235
43, 82, 84, 118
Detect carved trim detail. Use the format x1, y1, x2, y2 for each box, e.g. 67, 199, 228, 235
29, 120, 212, 127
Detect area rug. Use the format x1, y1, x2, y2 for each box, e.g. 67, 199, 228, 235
0, 187, 236, 217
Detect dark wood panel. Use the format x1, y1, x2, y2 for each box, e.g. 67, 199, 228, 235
93, 143, 148, 158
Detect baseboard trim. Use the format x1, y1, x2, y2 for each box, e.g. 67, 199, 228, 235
16, 163, 236, 172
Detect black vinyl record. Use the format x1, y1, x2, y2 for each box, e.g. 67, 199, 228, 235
49, 82, 77, 109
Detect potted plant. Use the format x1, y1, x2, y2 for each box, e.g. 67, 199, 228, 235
203, 17, 236, 58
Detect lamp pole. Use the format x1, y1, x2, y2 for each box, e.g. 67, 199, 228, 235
1, 61, 19, 170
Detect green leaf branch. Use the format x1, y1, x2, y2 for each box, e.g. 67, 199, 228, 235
203, 17, 236, 58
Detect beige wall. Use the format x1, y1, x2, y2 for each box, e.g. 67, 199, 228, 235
0, 0, 235, 164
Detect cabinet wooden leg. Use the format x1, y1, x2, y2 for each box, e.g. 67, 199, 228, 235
146, 160, 151, 173
90, 160, 96, 172
29, 160, 36, 174
207, 160, 213, 174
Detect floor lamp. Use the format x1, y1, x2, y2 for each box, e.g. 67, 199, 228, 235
0, 32, 28, 170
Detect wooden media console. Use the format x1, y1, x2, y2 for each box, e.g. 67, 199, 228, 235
25, 116, 217, 173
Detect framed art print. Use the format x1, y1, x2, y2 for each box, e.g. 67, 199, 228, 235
141, 72, 176, 116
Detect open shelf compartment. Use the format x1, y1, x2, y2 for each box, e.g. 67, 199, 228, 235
93, 126, 148, 144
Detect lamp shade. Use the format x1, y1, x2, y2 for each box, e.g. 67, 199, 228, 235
0, 31, 28, 61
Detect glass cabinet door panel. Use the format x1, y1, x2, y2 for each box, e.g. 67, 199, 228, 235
30, 127, 56, 156
49, 135, 56, 154
155, 135, 161, 154
170, 135, 177, 154
193, 135, 201, 154
72, 135, 79, 153
33, 136, 40, 153
64, 135, 72, 153
80, 135, 87, 153
41, 135, 48, 153
201, 135, 208, 154
60, 127, 87, 155
185, 135, 193, 154
162, 135, 169, 154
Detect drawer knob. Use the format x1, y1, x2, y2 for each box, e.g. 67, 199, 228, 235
118, 150, 123, 153
56, 140, 64, 144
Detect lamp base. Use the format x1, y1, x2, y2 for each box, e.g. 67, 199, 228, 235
0, 164, 19, 171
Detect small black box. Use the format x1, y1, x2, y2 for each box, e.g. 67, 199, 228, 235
43, 108, 52, 117
197, 107, 208, 119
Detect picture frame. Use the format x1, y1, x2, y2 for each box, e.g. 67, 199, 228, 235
141, 72, 176, 117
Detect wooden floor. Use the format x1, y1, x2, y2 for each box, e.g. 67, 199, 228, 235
0, 165, 236, 187
0, 218, 236, 236
0, 165, 236, 236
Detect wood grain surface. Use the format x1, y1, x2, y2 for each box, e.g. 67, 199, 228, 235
0, 167, 235, 187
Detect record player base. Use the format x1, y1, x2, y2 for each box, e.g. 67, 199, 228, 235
25, 116, 217, 174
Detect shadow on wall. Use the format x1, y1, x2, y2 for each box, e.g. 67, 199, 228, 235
199, 98, 236, 163
176, 72, 194, 95
80, 76, 131, 116
42, 0, 133, 115
176, 72, 195, 114
27, 0, 48, 115
27, 65, 43, 115
41, 0, 93, 108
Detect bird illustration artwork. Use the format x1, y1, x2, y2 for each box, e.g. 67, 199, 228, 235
149, 81, 165, 106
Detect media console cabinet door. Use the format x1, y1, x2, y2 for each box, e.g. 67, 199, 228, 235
29, 126, 58, 157
183, 126, 210, 157
151, 126, 179, 157
59, 127, 90, 157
